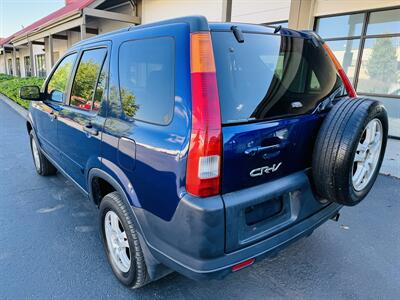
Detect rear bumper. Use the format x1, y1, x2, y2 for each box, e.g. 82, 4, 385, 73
135, 171, 342, 280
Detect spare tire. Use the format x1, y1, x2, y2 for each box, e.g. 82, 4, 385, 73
312, 98, 388, 206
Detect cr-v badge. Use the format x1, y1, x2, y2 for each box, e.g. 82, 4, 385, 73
250, 162, 282, 177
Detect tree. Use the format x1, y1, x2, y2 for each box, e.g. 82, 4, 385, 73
366, 38, 398, 94
120, 88, 139, 118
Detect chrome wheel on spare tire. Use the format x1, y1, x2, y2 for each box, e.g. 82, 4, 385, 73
352, 119, 383, 191
312, 98, 388, 206
104, 210, 131, 273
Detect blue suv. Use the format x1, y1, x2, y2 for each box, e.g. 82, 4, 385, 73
20, 16, 388, 288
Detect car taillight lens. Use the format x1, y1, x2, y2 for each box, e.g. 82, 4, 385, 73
186, 32, 222, 197
323, 43, 357, 98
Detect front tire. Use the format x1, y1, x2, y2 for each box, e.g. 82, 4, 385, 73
99, 192, 150, 289
29, 131, 57, 176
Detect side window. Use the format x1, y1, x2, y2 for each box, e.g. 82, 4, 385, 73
70, 48, 107, 111
46, 53, 77, 102
119, 37, 175, 125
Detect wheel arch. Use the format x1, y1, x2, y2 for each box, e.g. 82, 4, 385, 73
88, 167, 170, 280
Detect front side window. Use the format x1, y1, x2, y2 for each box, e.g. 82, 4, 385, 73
47, 53, 77, 102
119, 37, 175, 125
70, 48, 107, 111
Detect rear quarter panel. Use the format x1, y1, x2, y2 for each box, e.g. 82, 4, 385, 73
100, 23, 192, 221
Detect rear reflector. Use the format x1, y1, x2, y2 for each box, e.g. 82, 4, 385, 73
323, 43, 357, 98
186, 32, 222, 197
232, 258, 255, 272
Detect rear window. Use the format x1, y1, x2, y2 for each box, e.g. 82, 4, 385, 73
212, 31, 345, 124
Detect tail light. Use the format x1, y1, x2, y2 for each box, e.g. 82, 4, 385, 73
323, 43, 357, 98
186, 32, 222, 197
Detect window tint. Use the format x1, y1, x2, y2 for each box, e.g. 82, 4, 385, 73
47, 53, 77, 102
119, 37, 175, 125
212, 32, 345, 123
315, 13, 364, 39
70, 48, 107, 111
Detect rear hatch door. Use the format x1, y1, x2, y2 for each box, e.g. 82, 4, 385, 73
211, 27, 346, 251
212, 28, 346, 194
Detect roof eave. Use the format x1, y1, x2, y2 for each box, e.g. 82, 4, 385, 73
10, 10, 83, 45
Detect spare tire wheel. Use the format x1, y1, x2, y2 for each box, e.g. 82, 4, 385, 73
312, 98, 388, 206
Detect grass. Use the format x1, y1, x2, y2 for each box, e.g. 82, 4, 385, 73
0, 74, 45, 109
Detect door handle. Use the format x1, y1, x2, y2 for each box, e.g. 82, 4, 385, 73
83, 124, 98, 136
244, 141, 289, 156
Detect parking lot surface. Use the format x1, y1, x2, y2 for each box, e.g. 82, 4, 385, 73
1, 99, 399, 299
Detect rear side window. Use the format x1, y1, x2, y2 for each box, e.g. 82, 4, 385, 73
212, 32, 345, 124
70, 48, 107, 111
119, 37, 175, 125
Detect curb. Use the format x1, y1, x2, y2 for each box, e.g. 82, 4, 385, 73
0, 93, 28, 120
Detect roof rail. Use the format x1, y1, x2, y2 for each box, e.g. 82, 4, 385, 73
71, 15, 210, 48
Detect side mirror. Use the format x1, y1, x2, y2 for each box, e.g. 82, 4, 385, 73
19, 85, 42, 101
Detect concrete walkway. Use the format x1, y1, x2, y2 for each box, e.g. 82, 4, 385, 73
381, 138, 400, 178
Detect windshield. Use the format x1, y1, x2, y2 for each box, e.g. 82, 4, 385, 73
212, 31, 345, 124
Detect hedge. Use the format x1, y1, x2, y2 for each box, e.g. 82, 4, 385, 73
0, 74, 45, 109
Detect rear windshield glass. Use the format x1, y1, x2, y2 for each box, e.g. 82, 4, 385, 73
212, 31, 345, 124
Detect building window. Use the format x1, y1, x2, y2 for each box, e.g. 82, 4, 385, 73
24, 56, 31, 77
35, 54, 46, 77
15, 57, 21, 77
315, 8, 400, 138
7, 59, 13, 76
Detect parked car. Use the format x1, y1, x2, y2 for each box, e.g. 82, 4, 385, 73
20, 16, 388, 289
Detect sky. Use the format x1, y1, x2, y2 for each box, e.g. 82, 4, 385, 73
0, 0, 65, 38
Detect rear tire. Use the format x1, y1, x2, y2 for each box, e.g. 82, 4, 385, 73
99, 191, 150, 289
29, 131, 57, 176
312, 98, 388, 206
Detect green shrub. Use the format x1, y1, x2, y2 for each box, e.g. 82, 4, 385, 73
0, 73, 14, 81
0, 75, 45, 109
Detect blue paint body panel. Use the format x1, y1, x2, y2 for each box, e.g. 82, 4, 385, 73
27, 16, 345, 281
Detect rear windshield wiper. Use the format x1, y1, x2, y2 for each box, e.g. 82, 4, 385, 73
231, 26, 244, 43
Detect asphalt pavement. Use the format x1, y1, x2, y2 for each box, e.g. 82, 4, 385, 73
1, 99, 399, 299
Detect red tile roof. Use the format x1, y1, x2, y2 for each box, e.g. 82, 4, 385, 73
1, 0, 96, 46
